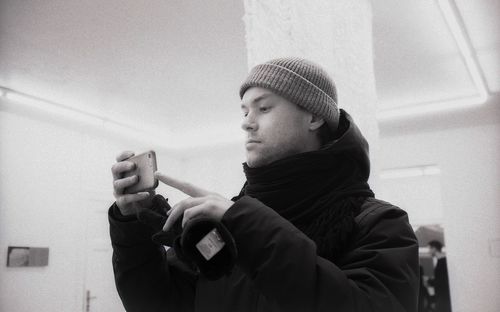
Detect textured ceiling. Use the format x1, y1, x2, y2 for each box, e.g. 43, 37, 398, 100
373, 0, 499, 109
0, 0, 249, 146
0, 0, 498, 148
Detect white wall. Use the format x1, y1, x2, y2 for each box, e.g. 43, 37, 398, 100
0, 97, 183, 311
377, 98, 500, 312
177, 143, 246, 200
0, 111, 86, 312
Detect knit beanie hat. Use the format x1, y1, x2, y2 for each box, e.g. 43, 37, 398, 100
239, 57, 339, 132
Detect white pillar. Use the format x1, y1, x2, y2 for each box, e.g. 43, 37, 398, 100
243, 0, 380, 186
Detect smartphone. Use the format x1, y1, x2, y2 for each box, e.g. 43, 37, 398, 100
123, 150, 158, 194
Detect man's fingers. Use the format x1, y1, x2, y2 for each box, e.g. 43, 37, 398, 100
111, 161, 136, 180
116, 151, 135, 162
162, 197, 209, 231
113, 175, 138, 194
181, 203, 211, 228
155, 171, 212, 197
163, 204, 185, 231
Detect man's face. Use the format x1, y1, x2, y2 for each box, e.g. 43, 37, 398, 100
429, 246, 437, 257
240, 87, 315, 168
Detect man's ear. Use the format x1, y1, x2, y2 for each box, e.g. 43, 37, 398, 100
309, 114, 325, 131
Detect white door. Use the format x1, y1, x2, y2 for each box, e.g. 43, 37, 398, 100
82, 189, 125, 312
81, 135, 128, 312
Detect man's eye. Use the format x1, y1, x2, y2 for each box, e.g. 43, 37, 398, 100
243, 112, 248, 117
260, 107, 270, 112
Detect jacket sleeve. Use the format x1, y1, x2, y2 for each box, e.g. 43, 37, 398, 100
108, 203, 197, 312
221, 196, 419, 312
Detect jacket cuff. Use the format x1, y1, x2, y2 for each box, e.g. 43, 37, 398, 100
180, 217, 237, 280
110, 202, 137, 222
108, 203, 156, 247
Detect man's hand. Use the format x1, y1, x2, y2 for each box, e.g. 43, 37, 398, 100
111, 151, 154, 216
154, 171, 234, 231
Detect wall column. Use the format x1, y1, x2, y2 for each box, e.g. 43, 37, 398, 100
243, 0, 380, 185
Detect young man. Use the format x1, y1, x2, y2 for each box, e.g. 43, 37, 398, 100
109, 57, 419, 311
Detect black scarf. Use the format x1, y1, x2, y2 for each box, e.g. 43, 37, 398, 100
238, 110, 374, 261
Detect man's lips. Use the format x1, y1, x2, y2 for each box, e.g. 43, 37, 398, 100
246, 139, 261, 144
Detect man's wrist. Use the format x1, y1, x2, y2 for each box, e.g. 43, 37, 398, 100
113, 203, 137, 221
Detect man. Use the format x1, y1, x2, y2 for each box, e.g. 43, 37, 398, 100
109, 57, 419, 311
428, 240, 452, 312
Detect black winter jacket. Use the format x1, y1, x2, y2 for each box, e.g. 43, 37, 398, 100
109, 112, 419, 311
109, 195, 418, 311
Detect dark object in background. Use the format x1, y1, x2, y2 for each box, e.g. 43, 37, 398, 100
429, 257, 452, 312
7, 246, 49, 267
415, 224, 444, 247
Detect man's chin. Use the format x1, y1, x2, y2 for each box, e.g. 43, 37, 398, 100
246, 154, 273, 168
245, 156, 264, 168
245, 160, 258, 168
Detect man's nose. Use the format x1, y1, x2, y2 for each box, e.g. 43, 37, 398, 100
241, 114, 257, 132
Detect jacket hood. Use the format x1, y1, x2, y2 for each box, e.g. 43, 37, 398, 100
321, 109, 371, 181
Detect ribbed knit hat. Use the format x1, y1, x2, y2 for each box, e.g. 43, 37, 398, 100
239, 57, 339, 132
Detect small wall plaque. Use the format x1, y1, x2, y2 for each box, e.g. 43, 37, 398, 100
7, 246, 49, 267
